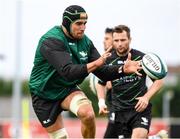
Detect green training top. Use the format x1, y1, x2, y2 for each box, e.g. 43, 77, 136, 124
29, 26, 92, 100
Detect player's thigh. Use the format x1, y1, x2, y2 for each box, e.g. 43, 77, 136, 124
131, 104, 152, 134
131, 127, 148, 138
61, 90, 85, 109
61, 90, 92, 117
131, 106, 152, 138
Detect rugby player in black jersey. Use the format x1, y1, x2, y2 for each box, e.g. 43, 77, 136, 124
97, 25, 164, 139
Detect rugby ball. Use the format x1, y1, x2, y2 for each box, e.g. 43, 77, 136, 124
141, 53, 168, 79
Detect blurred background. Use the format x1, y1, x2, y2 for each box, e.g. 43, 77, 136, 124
0, 0, 180, 138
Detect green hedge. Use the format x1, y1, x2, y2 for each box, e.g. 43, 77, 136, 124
0, 78, 29, 96
1, 75, 180, 117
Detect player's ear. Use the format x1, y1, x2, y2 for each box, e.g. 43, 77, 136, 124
129, 37, 132, 43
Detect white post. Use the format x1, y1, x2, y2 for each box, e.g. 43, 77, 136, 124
11, 0, 22, 138
163, 90, 173, 118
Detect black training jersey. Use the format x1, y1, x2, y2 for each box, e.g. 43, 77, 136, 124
106, 49, 147, 111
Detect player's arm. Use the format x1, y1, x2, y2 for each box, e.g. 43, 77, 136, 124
92, 52, 142, 81
96, 80, 109, 115
106, 81, 112, 90
86, 45, 112, 73
40, 38, 111, 82
88, 44, 121, 81
135, 79, 163, 112
40, 38, 88, 81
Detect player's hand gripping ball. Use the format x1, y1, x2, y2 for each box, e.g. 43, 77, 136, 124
141, 53, 168, 79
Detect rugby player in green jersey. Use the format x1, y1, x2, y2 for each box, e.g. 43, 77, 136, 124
29, 5, 142, 139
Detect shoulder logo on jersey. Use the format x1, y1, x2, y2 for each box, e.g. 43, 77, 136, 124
79, 51, 87, 57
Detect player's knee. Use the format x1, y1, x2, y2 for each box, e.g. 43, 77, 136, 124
69, 94, 92, 116
48, 128, 68, 139
78, 107, 95, 124
84, 111, 95, 124
132, 128, 148, 138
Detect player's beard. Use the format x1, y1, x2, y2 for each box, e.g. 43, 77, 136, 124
116, 46, 130, 56
72, 32, 84, 40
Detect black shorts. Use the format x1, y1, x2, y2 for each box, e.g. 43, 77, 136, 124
31, 87, 80, 128
104, 104, 152, 138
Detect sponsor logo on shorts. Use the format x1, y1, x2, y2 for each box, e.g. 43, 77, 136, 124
141, 117, 148, 126
109, 112, 115, 121
118, 135, 124, 139
43, 118, 51, 124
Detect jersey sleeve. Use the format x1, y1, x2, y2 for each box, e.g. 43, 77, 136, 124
40, 37, 88, 81
88, 42, 125, 82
